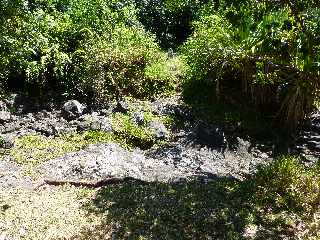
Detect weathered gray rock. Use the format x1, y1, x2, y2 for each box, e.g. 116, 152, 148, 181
0, 160, 33, 189
234, 137, 251, 156
114, 100, 129, 114
37, 135, 270, 184
38, 143, 150, 182
131, 111, 145, 126
37, 143, 198, 183
0, 134, 15, 148
76, 113, 112, 132
0, 95, 277, 187
0, 101, 8, 111
62, 100, 85, 120
148, 121, 168, 139
0, 111, 11, 123
195, 123, 227, 150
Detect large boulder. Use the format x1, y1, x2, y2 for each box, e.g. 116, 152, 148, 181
62, 100, 85, 120
37, 143, 147, 182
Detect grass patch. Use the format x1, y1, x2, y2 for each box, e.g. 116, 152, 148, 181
0, 186, 100, 240
9, 131, 116, 176
112, 113, 157, 150
10, 135, 87, 166
75, 156, 320, 239
253, 156, 320, 214
111, 101, 173, 149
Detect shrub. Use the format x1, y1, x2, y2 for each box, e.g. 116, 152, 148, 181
112, 112, 157, 149
252, 156, 320, 214
180, 0, 320, 128
131, 0, 208, 49
71, 26, 181, 103
0, 0, 182, 102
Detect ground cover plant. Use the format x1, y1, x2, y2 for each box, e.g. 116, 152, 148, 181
70, 157, 320, 239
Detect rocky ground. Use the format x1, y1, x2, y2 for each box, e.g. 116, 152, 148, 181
293, 112, 320, 165
0, 93, 319, 189
0, 93, 280, 189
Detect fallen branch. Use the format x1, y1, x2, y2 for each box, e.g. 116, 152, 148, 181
33, 176, 146, 190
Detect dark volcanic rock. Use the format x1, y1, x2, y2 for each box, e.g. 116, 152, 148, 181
0, 101, 7, 111
37, 137, 271, 184
0, 111, 11, 123
114, 100, 129, 114
0, 134, 16, 148
131, 111, 145, 126
75, 113, 112, 132
293, 111, 320, 164
62, 100, 85, 120
37, 143, 180, 182
0, 95, 276, 188
195, 122, 227, 150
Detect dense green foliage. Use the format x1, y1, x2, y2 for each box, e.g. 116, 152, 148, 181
1, 0, 320, 124
131, 0, 208, 49
254, 156, 320, 214
0, 0, 182, 102
181, 0, 320, 127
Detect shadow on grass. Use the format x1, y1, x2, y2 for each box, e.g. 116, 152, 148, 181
75, 177, 289, 240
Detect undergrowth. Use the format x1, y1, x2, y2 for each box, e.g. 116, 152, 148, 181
77, 156, 320, 239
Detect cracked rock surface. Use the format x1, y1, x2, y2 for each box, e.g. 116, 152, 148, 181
0, 94, 318, 188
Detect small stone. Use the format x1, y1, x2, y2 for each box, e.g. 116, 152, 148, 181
52, 122, 77, 136
0, 101, 8, 111
148, 121, 168, 139
62, 100, 85, 120
114, 100, 129, 114
0, 111, 11, 123
131, 112, 144, 125
100, 108, 112, 116
76, 114, 112, 132
97, 117, 112, 132
32, 124, 54, 136
235, 137, 251, 154
0, 134, 15, 148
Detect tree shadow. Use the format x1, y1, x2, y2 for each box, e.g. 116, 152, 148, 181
75, 177, 287, 240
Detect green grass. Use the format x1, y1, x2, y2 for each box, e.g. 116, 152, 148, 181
112, 112, 156, 150
253, 156, 320, 214
8, 132, 116, 176
0, 186, 99, 240
74, 156, 320, 239
2, 154, 320, 239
